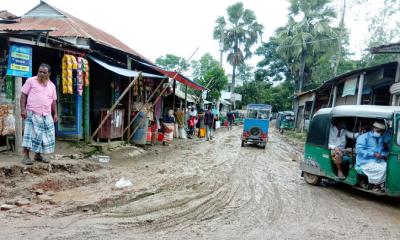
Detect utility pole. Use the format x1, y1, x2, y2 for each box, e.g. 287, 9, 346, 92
218, 27, 225, 111
219, 26, 224, 67
334, 0, 346, 76
14, 77, 22, 155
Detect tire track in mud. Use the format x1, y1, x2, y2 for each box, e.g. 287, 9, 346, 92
4, 127, 400, 239
91, 129, 241, 233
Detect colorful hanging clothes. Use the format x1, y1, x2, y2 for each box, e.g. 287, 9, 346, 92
82, 58, 90, 86
76, 57, 84, 96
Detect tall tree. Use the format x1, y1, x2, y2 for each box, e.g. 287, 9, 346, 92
155, 54, 190, 72
213, 2, 263, 105
276, 0, 338, 92
255, 38, 293, 83
355, 0, 400, 66
191, 53, 228, 102
237, 64, 254, 84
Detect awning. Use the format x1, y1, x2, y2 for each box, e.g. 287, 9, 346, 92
220, 99, 232, 106
131, 58, 206, 91
174, 88, 196, 103
159, 70, 205, 91
88, 55, 166, 78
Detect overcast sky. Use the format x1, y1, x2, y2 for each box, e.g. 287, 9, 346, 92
1, 0, 381, 72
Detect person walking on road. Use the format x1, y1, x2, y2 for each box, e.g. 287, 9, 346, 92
204, 106, 214, 141
227, 111, 235, 131
20, 63, 58, 165
187, 106, 197, 139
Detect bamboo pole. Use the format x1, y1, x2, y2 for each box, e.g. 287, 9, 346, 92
91, 73, 141, 141
184, 85, 188, 110
14, 77, 22, 155
84, 85, 90, 143
128, 85, 170, 141
127, 58, 132, 141
172, 79, 176, 110
123, 78, 165, 136
128, 47, 199, 141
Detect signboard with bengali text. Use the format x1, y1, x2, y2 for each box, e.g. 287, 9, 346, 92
6, 44, 32, 78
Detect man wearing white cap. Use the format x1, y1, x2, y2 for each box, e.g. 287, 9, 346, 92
356, 121, 388, 189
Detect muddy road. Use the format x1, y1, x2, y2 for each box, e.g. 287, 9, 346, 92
1, 127, 400, 239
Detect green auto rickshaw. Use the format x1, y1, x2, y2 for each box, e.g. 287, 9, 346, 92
300, 105, 400, 196
275, 111, 294, 134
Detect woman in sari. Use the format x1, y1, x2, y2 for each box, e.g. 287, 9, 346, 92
163, 109, 175, 145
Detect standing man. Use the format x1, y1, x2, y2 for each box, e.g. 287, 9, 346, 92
204, 106, 214, 141
227, 110, 235, 131
20, 63, 58, 165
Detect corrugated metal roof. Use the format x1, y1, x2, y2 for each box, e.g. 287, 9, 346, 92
323, 61, 398, 85
370, 41, 400, 53
0, 10, 18, 20
24, 3, 64, 18
0, 1, 150, 61
0, 22, 54, 31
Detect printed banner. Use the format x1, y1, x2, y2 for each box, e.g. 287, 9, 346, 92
6, 44, 32, 78
342, 77, 357, 97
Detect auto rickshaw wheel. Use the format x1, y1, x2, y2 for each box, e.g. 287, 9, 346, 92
303, 172, 321, 185
241, 140, 245, 147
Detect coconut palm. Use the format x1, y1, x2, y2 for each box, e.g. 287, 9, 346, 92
276, 0, 337, 92
213, 2, 263, 104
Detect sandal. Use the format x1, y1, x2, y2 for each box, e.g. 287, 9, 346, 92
22, 156, 33, 165
34, 154, 50, 163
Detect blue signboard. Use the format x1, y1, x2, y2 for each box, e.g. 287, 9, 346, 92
6, 44, 32, 78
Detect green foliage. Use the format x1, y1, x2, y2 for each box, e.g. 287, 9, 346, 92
191, 53, 228, 101
213, 2, 263, 92
235, 80, 293, 112
155, 54, 190, 72
255, 38, 293, 82
275, 0, 338, 92
355, 0, 400, 66
237, 64, 254, 83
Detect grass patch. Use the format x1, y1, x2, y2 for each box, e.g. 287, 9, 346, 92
68, 140, 86, 149
284, 130, 307, 142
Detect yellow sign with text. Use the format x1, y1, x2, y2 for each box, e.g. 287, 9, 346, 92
10, 63, 29, 72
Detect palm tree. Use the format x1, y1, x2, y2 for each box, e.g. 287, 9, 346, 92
213, 2, 263, 106
276, 0, 337, 92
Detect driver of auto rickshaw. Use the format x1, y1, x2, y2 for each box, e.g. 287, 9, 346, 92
328, 119, 360, 179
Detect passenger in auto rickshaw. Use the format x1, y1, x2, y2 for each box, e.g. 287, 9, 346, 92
355, 122, 389, 190
328, 119, 360, 179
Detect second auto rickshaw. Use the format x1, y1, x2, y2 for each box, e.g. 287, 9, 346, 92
275, 111, 294, 133
300, 105, 400, 196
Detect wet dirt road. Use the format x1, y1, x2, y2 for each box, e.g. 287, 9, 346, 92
2, 127, 400, 239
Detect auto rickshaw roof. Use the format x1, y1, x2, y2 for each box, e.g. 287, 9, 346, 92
282, 111, 294, 115
315, 105, 400, 119
247, 104, 272, 110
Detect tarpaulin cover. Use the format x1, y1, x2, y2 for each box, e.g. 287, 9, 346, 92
157, 69, 206, 91
88, 55, 166, 78
131, 58, 206, 91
